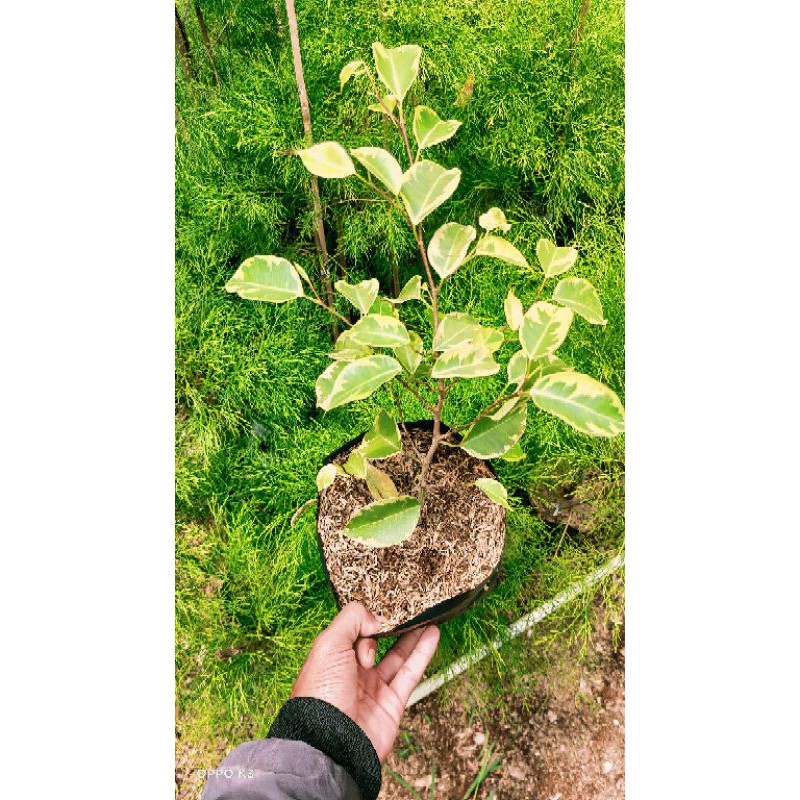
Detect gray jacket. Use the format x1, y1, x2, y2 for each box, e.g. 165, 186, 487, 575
202, 697, 381, 800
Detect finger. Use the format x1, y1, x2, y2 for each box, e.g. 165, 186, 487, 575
321, 601, 383, 648
389, 625, 440, 705
355, 636, 377, 669
376, 626, 427, 683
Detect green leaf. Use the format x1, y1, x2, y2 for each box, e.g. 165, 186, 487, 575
315, 355, 402, 411
297, 141, 356, 179
431, 343, 499, 379
225, 256, 304, 303
351, 146, 403, 195
460, 403, 527, 459
316, 463, 341, 492
364, 464, 399, 501
503, 289, 524, 331
552, 277, 607, 325
536, 238, 578, 278
530, 372, 625, 437
389, 275, 422, 304
394, 330, 423, 374
519, 301, 573, 360
349, 314, 411, 347
371, 42, 421, 103
361, 410, 402, 459
367, 94, 397, 115
399, 160, 461, 225
412, 105, 462, 149
335, 278, 379, 315
432, 312, 483, 351
340, 59, 366, 90
427, 222, 476, 279
475, 235, 528, 267
343, 448, 368, 478
344, 496, 421, 547
475, 477, 510, 509
506, 350, 528, 387
478, 207, 511, 232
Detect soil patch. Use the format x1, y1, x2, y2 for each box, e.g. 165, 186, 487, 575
318, 427, 505, 632
382, 612, 625, 799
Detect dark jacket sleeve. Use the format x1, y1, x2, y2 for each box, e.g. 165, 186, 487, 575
201, 697, 382, 800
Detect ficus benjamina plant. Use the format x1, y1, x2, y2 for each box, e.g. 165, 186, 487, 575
226, 43, 625, 549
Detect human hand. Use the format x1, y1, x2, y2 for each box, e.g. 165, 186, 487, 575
291, 602, 440, 762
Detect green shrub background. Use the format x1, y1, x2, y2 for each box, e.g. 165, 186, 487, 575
176, 0, 624, 745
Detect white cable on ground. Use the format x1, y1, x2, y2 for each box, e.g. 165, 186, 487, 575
407, 553, 625, 707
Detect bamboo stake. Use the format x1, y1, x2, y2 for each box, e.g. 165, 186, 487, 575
283, 0, 338, 336
192, 0, 220, 85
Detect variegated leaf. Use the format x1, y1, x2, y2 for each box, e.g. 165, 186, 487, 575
472, 327, 504, 352
351, 146, 403, 195
297, 141, 355, 179
536, 238, 578, 278
506, 350, 528, 387
529, 354, 572, 380
500, 442, 526, 462
225, 256, 304, 303
475, 235, 528, 267
427, 222, 476, 279
372, 42, 421, 103
335, 278, 379, 315
460, 403, 527, 459
343, 448, 368, 478
475, 477, 510, 508
504, 288, 524, 331
431, 342, 499, 379
394, 330, 424, 374
530, 372, 624, 437
361, 410, 402, 459
519, 301, 573, 360
348, 314, 411, 348
340, 59, 366, 90
412, 105, 462, 149
316, 463, 342, 492
552, 277, 606, 325
315, 355, 402, 411
389, 275, 422, 304
432, 312, 483, 351
367, 94, 397, 115
478, 207, 511, 232
369, 296, 398, 317
344, 496, 421, 547
490, 398, 520, 420
364, 464, 399, 501
399, 160, 461, 225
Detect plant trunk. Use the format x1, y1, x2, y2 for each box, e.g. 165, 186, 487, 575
283, 0, 338, 337
175, 6, 197, 81
192, 0, 220, 85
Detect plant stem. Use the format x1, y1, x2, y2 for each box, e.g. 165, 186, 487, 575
396, 102, 415, 165
284, 0, 338, 337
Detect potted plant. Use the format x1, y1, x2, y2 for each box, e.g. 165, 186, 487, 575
225, 43, 624, 635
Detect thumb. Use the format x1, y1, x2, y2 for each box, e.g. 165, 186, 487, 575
322, 601, 384, 647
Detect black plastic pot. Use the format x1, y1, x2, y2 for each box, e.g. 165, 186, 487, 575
316, 420, 505, 638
